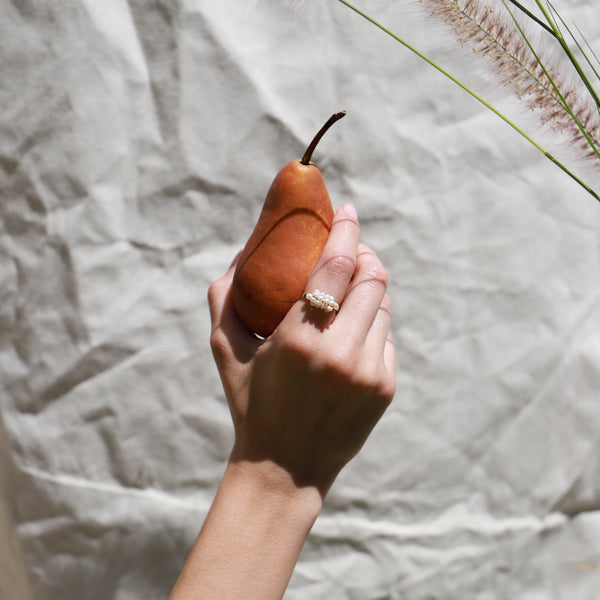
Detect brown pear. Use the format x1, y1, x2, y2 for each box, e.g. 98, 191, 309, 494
232, 112, 346, 337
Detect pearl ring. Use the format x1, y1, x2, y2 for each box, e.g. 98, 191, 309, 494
302, 289, 339, 313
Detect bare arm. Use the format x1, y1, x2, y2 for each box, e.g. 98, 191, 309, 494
169, 204, 396, 600
169, 460, 321, 600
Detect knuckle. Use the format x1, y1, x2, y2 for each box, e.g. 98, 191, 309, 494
323, 348, 354, 376
315, 340, 358, 378
352, 370, 379, 392
321, 253, 356, 280
347, 362, 395, 400
380, 293, 393, 316
356, 242, 373, 256
352, 265, 388, 296
207, 278, 226, 307
382, 293, 392, 309
378, 376, 396, 404
207, 280, 218, 303
366, 261, 388, 286
274, 326, 317, 363
356, 250, 388, 288
209, 328, 227, 360
325, 347, 366, 381
331, 213, 360, 238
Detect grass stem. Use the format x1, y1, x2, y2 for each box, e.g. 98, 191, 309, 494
534, 0, 600, 111
337, 0, 599, 201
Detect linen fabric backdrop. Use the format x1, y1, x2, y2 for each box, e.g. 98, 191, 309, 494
2, 1, 600, 598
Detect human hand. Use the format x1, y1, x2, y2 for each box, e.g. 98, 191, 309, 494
208, 203, 396, 496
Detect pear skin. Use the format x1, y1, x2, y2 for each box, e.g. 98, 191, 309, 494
232, 112, 345, 337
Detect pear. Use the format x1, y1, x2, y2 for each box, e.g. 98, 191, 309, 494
232, 111, 346, 337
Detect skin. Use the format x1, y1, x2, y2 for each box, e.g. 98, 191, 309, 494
169, 203, 396, 600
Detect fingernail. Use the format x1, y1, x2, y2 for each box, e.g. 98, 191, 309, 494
342, 203, 357, 219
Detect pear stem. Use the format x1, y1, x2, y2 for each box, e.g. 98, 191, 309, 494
300, 111, 347, 165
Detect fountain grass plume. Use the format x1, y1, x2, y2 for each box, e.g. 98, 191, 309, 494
337, 0, 600, 202
424, 0, 600, 160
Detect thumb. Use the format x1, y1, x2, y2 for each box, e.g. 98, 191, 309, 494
208, 252, 262, 364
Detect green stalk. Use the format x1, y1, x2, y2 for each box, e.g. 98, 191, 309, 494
502, 0, 600, 160
553, 7, 600, 96
573, 23, 600, 89
337, 0, 600, 201
534, 0, 600, 110
574, 23, 600, 84
505, 0, 555, 37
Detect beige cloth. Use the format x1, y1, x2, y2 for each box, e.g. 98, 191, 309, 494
1, 1, 600, 598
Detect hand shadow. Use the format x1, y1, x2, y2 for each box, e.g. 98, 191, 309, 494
299, 300, 335, 333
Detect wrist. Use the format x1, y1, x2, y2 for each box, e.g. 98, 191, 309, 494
224, 457, 324, 524
169, 458, 322, 600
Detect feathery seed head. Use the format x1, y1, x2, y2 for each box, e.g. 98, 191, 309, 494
422, 0, 600, 162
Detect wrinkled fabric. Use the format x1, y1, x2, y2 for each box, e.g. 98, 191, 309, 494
1, 1, 600, 598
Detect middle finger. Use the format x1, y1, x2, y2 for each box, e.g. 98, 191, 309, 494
333, 243, 388, 342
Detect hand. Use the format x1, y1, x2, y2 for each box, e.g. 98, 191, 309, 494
208, 203, 396, 496
169, 205, 396, 600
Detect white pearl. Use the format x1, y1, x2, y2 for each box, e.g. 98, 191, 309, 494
304, 289, 339, 313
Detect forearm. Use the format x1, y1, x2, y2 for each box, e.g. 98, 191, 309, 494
168, 459, 323, 600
